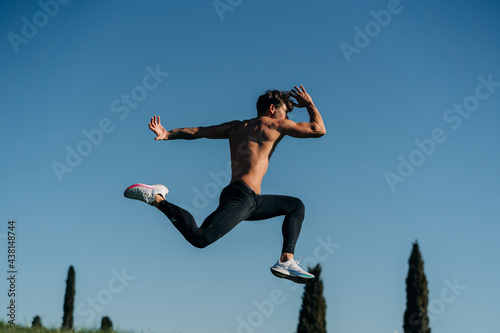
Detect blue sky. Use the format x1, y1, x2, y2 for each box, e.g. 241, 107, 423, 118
1, 0, 499, 332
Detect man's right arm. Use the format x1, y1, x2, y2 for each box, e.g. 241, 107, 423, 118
279, 85, 326, 138
279, 104, 326, 138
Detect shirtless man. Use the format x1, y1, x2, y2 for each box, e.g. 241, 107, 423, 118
124, 85, 326, 283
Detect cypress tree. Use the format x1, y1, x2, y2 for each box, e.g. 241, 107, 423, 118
101, 316, 113, 331
62, 265, 76, 330
403, 241, 431, 333
297, 264, 327, 333
32, 315, 42, 328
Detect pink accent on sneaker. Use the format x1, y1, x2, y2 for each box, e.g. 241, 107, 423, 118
124, 183, 155, 193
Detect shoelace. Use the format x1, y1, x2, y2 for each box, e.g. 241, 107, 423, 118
292, 257, 305, 272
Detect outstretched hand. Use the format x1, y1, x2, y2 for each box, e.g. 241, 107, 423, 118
290, 85, 313, 108
148, 115, 168, 140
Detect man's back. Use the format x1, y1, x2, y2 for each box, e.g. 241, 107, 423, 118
228, 117, 282, 194
146, 85, 325, 194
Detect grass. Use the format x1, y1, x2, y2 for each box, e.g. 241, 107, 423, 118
0, 321, 128, 333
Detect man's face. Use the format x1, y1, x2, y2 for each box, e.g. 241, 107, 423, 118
271, 103, 289, 120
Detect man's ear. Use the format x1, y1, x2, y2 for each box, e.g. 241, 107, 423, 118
269, 104, 276, 114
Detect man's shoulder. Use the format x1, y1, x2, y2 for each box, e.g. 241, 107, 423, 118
232, 118, 261, 129
272, 118, 296, 130
257, 117, 285, 128
231, 117, 289, 133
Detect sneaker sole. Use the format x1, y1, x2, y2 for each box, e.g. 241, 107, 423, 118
270, 267, 314, 284
271, 268, 313, 284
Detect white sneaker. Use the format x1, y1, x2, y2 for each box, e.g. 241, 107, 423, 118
270, 259, 315, 283
124, 183, 169, 205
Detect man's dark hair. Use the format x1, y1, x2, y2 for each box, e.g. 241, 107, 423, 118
256, 90, 294, 117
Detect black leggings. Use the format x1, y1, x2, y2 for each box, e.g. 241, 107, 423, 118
157, 181, 305, 254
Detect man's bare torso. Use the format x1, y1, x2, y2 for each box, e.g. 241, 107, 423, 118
228, 117, 283, 195
147, 85, 324, 195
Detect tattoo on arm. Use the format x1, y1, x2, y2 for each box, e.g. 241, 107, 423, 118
167, 127, 199, 140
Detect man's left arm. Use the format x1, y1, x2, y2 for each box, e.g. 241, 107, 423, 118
194, 120, 239, 139
149, 115, 238, 140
